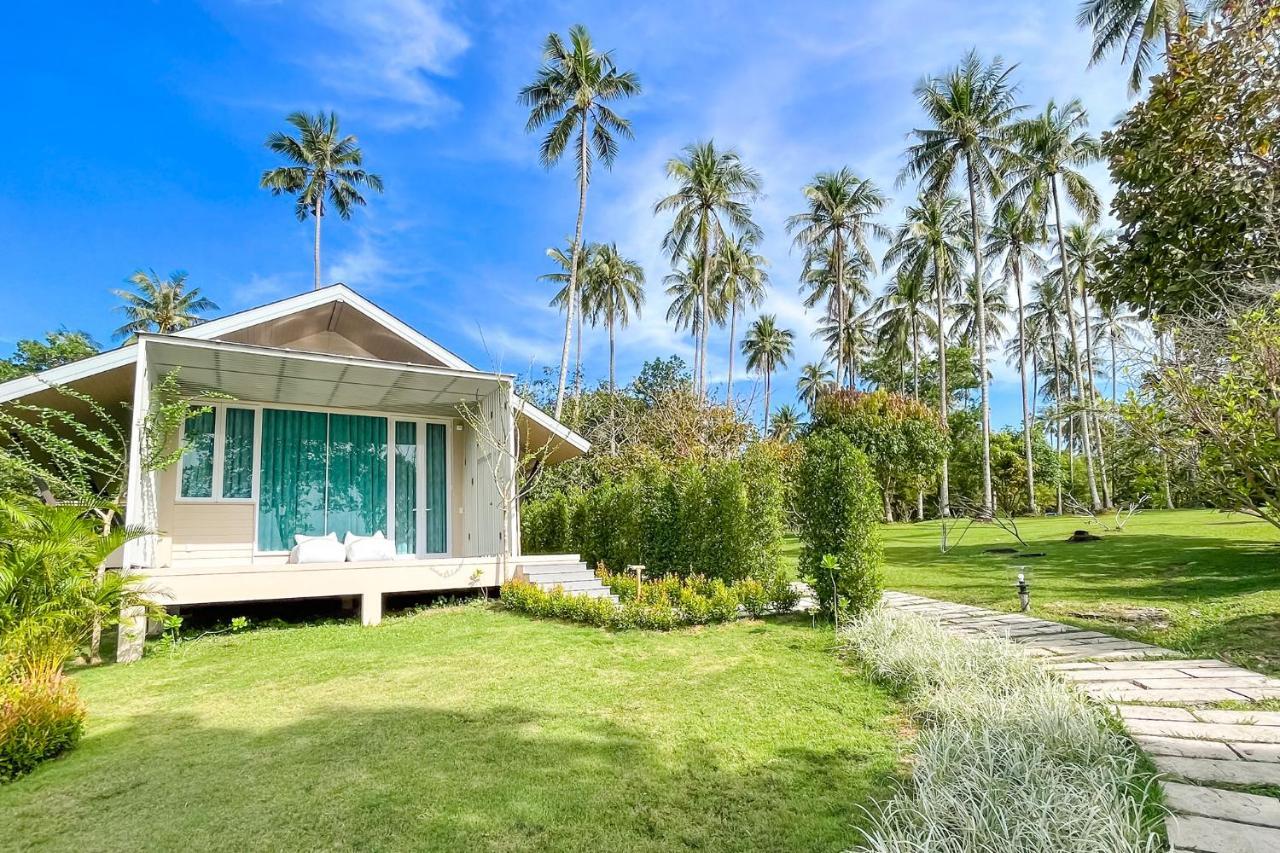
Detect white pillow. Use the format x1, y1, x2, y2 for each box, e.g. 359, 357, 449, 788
290, 532, 346, 564
344, 531, 395, 562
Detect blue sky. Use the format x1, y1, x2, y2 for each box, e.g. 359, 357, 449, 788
0, 1, 1133, 428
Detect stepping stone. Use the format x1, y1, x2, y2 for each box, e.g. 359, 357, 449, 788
1165, 813, 1280, 852
1231, 742, 1280, 763
1066, 668, 1190, 682
1195, 709, 1280, 727
1135, 677, 1272, 690
1229, 687, 1280, 701
1133, 735, 1239, 760
1164, 781, 1280, 828
1087, 686, 1249, 703
1184, 667, 1269, 679
1154, 755, 1280, 786
1104, 660, 1232, 670
1116, 705, 1198, 722
1126, 720, 1280, 745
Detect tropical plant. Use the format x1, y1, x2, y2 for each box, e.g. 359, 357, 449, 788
813, 302, 872, 389
1077, 0, 1197, 93
951, 275, 1012, 351
543, 241, 596, 401
742, 314, 795, 430
655, 141, 762, 400
664, 252, 726, 379
520, 25, 640, 418
112, 270, 218, 341
582, 243, 645, 393
716, 234, 770, 407
260, 111, 383, 291
787, 169, 889, 388
1028, 277, 1070, 512
769, 404, 802, 442
1096, 302, 1142, 404
884, 191, 971, 516
796, 361, 835, 414
903, 50, 1023, 515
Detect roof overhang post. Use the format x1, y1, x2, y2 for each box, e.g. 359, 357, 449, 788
505, 378, 520, 563
118, 340, 157, 662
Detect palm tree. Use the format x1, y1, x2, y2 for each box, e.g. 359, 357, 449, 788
1028, 277, 1068, 513
769, 405, 802, 442
664, 253, 726, 381
716, 234, 770, 407
814, 302, 873, 389
655, 141, 762, 401
1077, 0, 1193, 93
796, 361, 834, 414
986, 200, 1045, 513
952, 275, 1012, 349
260, 111, 384, 292
884, 191, 970, 516
1096, 302, 1141, 405
798, 246, 875, 315
113, 270, 219, 341
742, 314, 795, 430
902, 51, 1022, 515
1010, 98, 1104, 509
520, 25, 640, 419
874, 271, 936, 404
786, 169, 888, 387
543, 241, 595, 401
582, 243, 645, 393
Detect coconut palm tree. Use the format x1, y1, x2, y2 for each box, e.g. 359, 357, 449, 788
664, 252, 726, 382
582, 243, 645, 393
884, 191, 971, 516
902, 50, 1023, 515
520, 25, 640, 419
716, 234, 770, 407
543, 241, 596, 401
260, 111, 384, 292
814, 302, 873, 389
986, 200, 1046, 513
796, 361, 834, 414
786, 169, 888, 387
742, 314, 795, 430
769, 405, 802, 442
1028, 277, 1069, 513
798, 246, 875, 314
952, 274, 1012, 350
874, 271, 936, 404
655, 141, 762, 401
112, 270, 219, 341
1096, 302, 1142, 404
1009, 97, 1104, 509
1076, 0, 1194, 93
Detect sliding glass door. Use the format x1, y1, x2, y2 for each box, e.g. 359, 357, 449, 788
393, 419, 447, 556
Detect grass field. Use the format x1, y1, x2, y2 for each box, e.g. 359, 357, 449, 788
1, 607, 904, 852
790, 508, 1280, 676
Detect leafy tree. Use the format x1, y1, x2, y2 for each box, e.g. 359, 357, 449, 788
521, 26, 640, 419
903, 50, 1023, 515
1099, 0, 1280, 319
112, 270, 218, 341
786, 168, 889, 387
260, 111, 384, 291
583, 243, 645, 394
716, 234, 769, 407
630, 356, 692, 406
0, 331, 99, 381
1077, 0, 1198, 93
742, 314, 795, 430
655, 141, 762, 400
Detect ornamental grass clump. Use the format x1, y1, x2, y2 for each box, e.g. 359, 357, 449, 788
844, 608, 1162, 853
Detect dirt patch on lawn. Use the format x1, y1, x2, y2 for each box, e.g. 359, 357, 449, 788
1063, 604, 1171, 631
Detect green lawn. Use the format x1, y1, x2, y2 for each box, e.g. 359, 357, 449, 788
1, 607, 904, 852
788, 508, 1280, 676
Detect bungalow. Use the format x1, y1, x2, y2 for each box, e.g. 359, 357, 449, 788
0, 285, 612, 660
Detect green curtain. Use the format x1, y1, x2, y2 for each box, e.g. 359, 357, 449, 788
180, 408, 215, 498
394, 422, 417, 555
222, 408, 255, 499
257, 409, 328, 551
327, 414, 388, 541
425, 422, 447, 553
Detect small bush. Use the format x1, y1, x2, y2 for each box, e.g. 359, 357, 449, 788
0, 676, 85, 782
793, 431, 883, 616
765, 571, 802, 614
736, 577, 769, 618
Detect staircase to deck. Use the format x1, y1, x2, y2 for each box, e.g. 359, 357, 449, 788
516, 557, 618, 602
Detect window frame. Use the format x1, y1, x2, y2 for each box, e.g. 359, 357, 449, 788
175, 403, 261, 505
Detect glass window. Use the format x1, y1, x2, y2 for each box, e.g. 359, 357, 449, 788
394, 422, 417, 555
326, 414, 388, 542
179, 408, 215, 498
425, 422, 447, 553
257, 409, 328, 551
222, 408, 255, 499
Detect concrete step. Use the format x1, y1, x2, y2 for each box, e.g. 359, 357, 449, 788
539, 578, 610, 593
525, 567, 597, 583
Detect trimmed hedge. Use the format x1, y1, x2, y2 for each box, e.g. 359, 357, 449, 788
1, 676, 85, 783
520, 447, 786, 582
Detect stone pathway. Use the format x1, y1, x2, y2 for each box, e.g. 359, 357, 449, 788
882, 591, 1280, 853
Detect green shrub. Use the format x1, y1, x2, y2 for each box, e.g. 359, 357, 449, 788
0, 676, 85, 782
736, 577, 769, 618
521, 491, 576, 554
793, 431, 884, 616
765, 570, 802, 614
706, 579, 740, 622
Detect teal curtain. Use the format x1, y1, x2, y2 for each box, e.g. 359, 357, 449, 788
394, 422, 417, 555
222, 408, 255, 499
180, 408, 215, 498
327, 414, 388, 541
257, 409, 328, 551
425, 423, 447, 553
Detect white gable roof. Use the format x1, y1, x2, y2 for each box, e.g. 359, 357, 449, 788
0, 284, 589, 454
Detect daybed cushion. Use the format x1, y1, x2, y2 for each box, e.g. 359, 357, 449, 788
345, 531, 396, 562
290, 533, 346, 564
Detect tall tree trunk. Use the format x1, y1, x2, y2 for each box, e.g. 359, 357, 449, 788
313, 196, 323, 291
763, 369, 772, 434
608, 316, 616, 394
1014, 260, 1037, 514
726, 301, 737, 409
913, 316, 925, 521
572, 304, 583, 420
935, 260, 951, 517
1050, 333, 1064, 515
699, 223, 710, 402
966, 163, 994, 515
1078, 277, 1112, 507
609, 315, 617, 455
1110, 337, 1118, 407
834, 234, 845, 388
553, 121, 590, 420
1052, 176, 1101, 510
